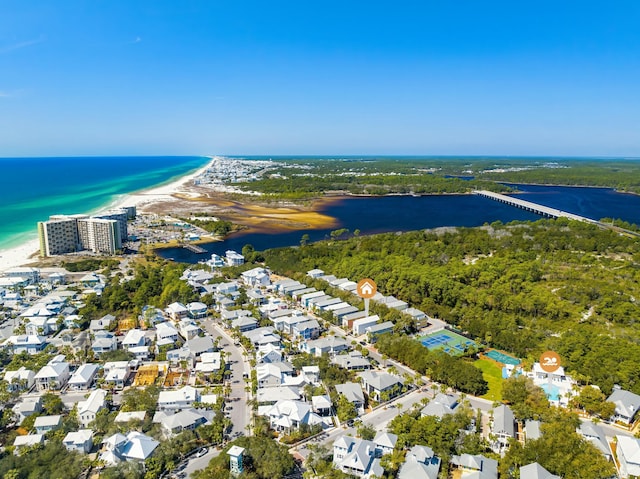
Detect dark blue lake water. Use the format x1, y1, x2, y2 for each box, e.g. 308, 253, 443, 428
157, 184, 640, 263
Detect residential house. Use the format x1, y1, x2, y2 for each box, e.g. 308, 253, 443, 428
224, 250, 244, 266
341, 310, 368, 330
195, 352, 222, 376
155, 321, 180, 346
13, 434, 45, 455
491, 404, 516, 453
257, 362, 294, 388
607, 386, 640, 425
166, 302, 189, 321
115, 411, 147, 424
12, 397, 42, 425
243, 327, 281, 348
78, 389, 108, 427
92, 331, 118, 357
103, 361, 131, 389
398, 445, 441, 479
520, 463, 561, 479
335, 382, 366, 413
524, 420, 542, 442
187, 301, 208, 319
264, 399, 324, 432
63, 429, 94, 453
89, 314, 115, 332
332, 435, 384, 479
34, 415, 62, 434
216, 281, 239, 295
257, 385, 301, 405
231, 316, 258, 332
178, 319, 201, 340
312, 395, 332, 416
450, 454, 498, 479
365, 321, 394, 342
166, 347, 195, 368
578, 421, 612, 461
122, 329, 148, 350
241, 267, 271, 287
4, 334, 47, 355
247, 289, 266, 305
68, 364, 99, 390
302, 336, 349, 357
333, 351, 371, 371
34, 355, 70, 391
333, 306, 360, 322
4, 367, 35, 392
292, 318, 321, 340
617, 435, 640, 478
258, 343, 283, 364
157, 385, 200, 411
301, 365, 321, 385
421, 393, 459, 418
352, 315, 381, 336
374, 431, 398, 456
359, 371, 404, 402
185, 335, 215, 357
100, 431, 159, 464
307, 269, 324, 278
155, 408, 213, 437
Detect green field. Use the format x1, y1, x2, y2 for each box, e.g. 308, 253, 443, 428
474, 359, 503, 401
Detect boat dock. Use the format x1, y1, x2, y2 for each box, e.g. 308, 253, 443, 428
473, 190, 596, 223
183, 244, 207, 254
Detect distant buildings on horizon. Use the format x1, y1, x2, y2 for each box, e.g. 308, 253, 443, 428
37, 206, 136, 257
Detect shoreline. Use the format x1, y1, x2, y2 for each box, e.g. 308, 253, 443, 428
0, 157, 215, 273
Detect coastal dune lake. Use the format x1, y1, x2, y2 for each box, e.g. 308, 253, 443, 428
157, 184, 640, 263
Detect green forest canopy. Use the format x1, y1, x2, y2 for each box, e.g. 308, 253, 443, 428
262, 218, 640, 395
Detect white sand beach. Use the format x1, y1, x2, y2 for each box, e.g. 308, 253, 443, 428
0, 158, 215, 273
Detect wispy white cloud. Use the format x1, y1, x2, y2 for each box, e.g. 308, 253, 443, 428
131, 36, 142, 44
0, 36, 45, 54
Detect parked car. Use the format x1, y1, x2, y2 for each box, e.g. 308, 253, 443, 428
195, 447, 208, 457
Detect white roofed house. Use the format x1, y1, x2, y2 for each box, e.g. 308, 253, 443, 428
122, 329, 147, 349
301, 336, 349, 357
100, 431, 159, 464
4, 367, 36, 392
178, 319, 201, 340
292, 318, 321, 340
68, 363, 99, 390
157, 385, 200, 411
258, 343, 283, 364
167, 347, 195, 368
185, 335, 215, 358
231, 315, 258, 332
187, 301, 208, 319
78, 389, 108, 427
257, 362, 294, 388
13, 434, 45, 455
520, 463, 561, 479
195, 352, 222, 379
398, 445, 441, 479
312, 395, 332, 416
616, 435, 640, 478
373, 431, 398, 456
332, 435, 384, 479
333, 351, 371, 371
359, 370, 404, 403
577, 421, 612, 461
92, 331, 118, 357
156, 321, 179, 343
491, 404, 515, 453
34, 415, 62, 434
166, 302, 189, 321
241, 267, 271, 287
335, 382, 366, 414
90, 314, 115, 332
264, 399, 324, 433
103, 361, 131, 390
34, 355, 70, 391
450, 453, 498, 479
4, 334, 47, 355
12, 397, 43, 425
63, 429, 94, 454
155, 408, 213, 437
421, 393, 460, 418
607, 386, 640, 426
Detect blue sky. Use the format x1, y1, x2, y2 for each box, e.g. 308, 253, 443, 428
1, 1, 639, 156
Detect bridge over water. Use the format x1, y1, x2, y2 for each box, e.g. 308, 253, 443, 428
473, 190, 597, 223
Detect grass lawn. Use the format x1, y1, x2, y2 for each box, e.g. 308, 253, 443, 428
474, 359, 503, 402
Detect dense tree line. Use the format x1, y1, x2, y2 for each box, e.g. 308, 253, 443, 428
80, 260, 198, 321
262, 219, 640, 394
376, 335, 487, 395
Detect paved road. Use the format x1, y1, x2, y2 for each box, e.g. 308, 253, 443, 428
182, 319, 252, 478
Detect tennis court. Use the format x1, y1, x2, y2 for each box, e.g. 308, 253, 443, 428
485, 349, 521, 366
419, 330, 477, 355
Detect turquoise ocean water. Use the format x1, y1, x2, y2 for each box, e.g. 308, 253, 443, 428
0, 156, 210, 251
